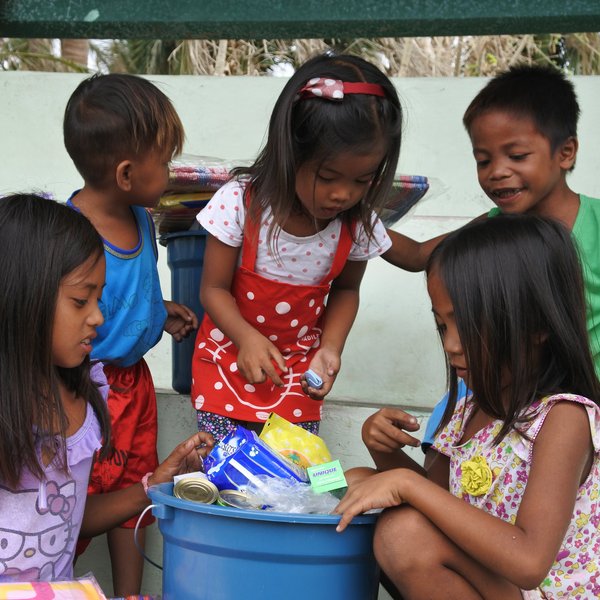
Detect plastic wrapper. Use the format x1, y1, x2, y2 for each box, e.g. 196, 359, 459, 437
152, 152, 429, 234
157, 192, 213, 208
204, 426, 308, 492
378, 175, 430, 227
259, 413, 332, 468
0, 573, 108, 599
168, 165, 230, 192
167, 154, 240, 192
150, 154, 249, 234
151, 192, 213, 234
244, 474, 341, 514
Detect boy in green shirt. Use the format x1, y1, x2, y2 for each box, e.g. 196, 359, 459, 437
375, 64, 600, 462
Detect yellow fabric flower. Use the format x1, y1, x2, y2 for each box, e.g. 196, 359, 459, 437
576, 513, 589, 528
461, 455, 493, 496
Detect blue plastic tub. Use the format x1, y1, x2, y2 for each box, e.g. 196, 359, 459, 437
149, 483, 380, 600
160, 230, 207, 394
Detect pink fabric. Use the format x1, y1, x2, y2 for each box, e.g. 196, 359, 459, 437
521, 590, 547, 599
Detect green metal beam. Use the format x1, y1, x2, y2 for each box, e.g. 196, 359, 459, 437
2, 0, 600, 40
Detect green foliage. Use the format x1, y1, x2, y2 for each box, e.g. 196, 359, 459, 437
0, 38, 88, 72
2, 34, 600, 76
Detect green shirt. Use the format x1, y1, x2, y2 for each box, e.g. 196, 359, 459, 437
572, 195, 600, 376
490, 195, 600, 376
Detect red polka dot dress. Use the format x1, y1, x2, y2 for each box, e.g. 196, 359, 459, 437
190, 181, 390, 423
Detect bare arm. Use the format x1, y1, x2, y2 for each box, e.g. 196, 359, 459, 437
200, 233, 286, 385
381, 229, 448, 271
302, 259, 366, 399
336, 402, 592, 589
382, 212, 489, 272
81, 431, 214, 537
360, 407, 450, 487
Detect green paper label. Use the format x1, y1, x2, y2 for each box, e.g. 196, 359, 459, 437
307, 459, 347, 494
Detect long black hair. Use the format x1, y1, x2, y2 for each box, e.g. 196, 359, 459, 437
0, 193, 111, 487
233, 53, 403, 247
427, 214, 600, 442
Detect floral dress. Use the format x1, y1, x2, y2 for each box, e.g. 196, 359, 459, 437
433, 393, 600, 599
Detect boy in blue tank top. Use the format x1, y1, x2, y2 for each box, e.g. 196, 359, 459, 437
63, 73, 198, 596
374, 65, 600, 472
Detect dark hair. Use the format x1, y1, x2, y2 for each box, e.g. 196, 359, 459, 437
233, 53, 403, 245
463, 64, 580, 153
427, 214, 600, 443
0, 193, 111, 488
64, 73, 184, 187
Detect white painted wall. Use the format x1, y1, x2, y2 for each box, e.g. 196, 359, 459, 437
2, 72, 599, 596
4, 72, 600, 408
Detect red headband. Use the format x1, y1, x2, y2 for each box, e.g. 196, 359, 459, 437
297, 78, 386, 101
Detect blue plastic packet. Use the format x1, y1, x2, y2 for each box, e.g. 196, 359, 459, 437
203, 425, 254, 473
303, 369, 323, 389
205, 426, 309, 492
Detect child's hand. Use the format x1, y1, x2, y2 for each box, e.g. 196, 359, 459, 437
301, 347, 340, 399
333, 469, 408, 533
237, 330, 287, 386
362, 407, 421, 453
149, 431, 215, 486
164, 300, 198, 341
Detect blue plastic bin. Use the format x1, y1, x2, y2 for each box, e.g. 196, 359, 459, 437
160, 230, 207, 394
149, 483, 380, 600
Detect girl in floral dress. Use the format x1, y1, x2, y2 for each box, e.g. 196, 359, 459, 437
336, 215, 600, 599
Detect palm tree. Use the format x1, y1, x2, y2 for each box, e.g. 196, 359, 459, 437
93, 34, 600, 76
60, 39, 89, 68
2, 34, 600, 75
0, 37, 89, 71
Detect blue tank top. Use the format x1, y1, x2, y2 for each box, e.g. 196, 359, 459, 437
67, 196, 167, 367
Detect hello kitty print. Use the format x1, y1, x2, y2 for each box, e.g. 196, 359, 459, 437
0, 481, 77, 581
0, 405, 101, 582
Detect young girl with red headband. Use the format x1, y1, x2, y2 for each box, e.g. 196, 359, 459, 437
191, 53, 403, 441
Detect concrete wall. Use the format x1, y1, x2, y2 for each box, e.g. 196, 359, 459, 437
3, 72, 600, 409
1, 71, 599, 596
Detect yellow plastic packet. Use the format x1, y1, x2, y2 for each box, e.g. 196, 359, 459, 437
259, 413, 332, 469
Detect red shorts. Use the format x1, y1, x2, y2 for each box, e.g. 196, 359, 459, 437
85, 359, 159, 532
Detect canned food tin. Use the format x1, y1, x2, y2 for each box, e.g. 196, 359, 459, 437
217, 489, 263, 510
174, 477, 219, 504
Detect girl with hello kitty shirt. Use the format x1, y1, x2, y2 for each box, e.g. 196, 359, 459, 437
336, 215, 600, 599
0, 194, 213, 583
191, 53, 403, 441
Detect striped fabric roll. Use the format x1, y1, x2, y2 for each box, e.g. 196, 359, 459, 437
155, 155, 429, 234
379, 175, 430, 227
168, 164, 231, 192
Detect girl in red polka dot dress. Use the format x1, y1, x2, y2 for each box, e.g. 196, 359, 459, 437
191, 53, 403, 441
